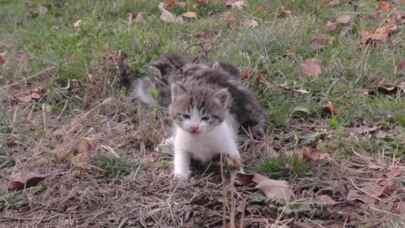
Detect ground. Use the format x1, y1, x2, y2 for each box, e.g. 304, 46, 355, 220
0, 0, 405, 227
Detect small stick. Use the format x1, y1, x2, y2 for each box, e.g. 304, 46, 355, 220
0, 66, 55, 91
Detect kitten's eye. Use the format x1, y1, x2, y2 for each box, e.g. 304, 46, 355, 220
201, 116, 210, 121
212, 115, 220, 120
182, 114, 191, 119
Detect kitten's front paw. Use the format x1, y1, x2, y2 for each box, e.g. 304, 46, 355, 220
174, 171, 191, 180
226, 157, 242, 170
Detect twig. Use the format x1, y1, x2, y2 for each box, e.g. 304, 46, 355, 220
348, 178, 381, 202
0, 66, 56, 91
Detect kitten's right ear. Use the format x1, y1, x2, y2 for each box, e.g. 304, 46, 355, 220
171, 83, 187, 102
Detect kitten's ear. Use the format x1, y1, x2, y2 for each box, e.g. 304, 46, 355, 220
214, 88, 230, 107
171, 83, 187, 102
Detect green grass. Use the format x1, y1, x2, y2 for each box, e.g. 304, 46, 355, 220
1, 0, 403, 156
258, 154, 312, 179
92, 154, 135, 178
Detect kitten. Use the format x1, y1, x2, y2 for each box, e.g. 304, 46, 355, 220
137, 53, 267, 137
132, 53, 267, 179
169, 82, 240, 179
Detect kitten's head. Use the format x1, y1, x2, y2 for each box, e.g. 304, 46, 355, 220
169, 83, 231, 135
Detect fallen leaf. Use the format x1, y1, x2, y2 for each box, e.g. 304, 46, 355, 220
392, 201, 405, 214
323, 101, 336, 115
253, 173, 294, 202
310, 34, 331, 50
301, 58, 322, 77
302, 147, 331, 161
327, 0, 340, 7
325, 20, 337, 32
336, 14, 352, 25
38, 5, 48, 16
235, 172, 255, 185
316, 194, 337, 205
347, 126, 379, 135
181, 11, 197, 19
360, 18, 397, 44
16, 52, 29, 62
163, 0, 176, 10
158, 2, 184, 24
241, 18, 258, 28
223, 11, 237, 29
278, 7, 292, 18
71, 138, 96, 169
196, 0, 208, 6
0, 54, 6, 65
397, 59, 405, 72
73, 19, 82, 28
135, 13, 145, 25
393, 10, 405, 24
291, 106, 310, 117
386, 167, 401, 177
377, 1, 391, 13
240, 67, 253, 80
224, 0, 245, 9
346, 189, 376, 204
8, 172, 47, 191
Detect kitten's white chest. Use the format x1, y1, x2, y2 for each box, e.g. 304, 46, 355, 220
174, 121, 236, 162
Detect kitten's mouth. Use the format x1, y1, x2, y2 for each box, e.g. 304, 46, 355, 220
190, 129, 200, 135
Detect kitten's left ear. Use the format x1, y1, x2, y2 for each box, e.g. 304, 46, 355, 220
214, 88, 231, 107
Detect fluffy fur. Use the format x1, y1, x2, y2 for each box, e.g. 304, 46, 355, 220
133, 53, 267, 179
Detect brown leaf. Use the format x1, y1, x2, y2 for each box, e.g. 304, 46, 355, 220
159, 2, 184, 24
241, 18, 258, 28
235, 172, 255, 185
253, 173, 294, 202
336, 14, 352, 25
223, 12, 237, 29
134, 12, 145, 25
302, 147, 331, 161
311, 34, 331, 50
0, 54, 6, 65
278, 7, 292, 18
360, 18, 397, 44
181, 11, 197, 19
240, 67, 253, 80
71, 138, 96, 169
73, 19, 82, 28
397, 59, 405, 72
347, 126, 379, 135
316, 194, 337, 205
386, 167, 401, 177
301, 58, 322, 77
8, 173, 47, 191
327, 0, 340, 7
346, 189, 376, 204
196, 0, 208, 6
392, 201, 405, 214
163, 0, 176, 10
323, 101, 336, 115
325, 20, 337, 32
224, 0, 245, 9
377, 1, 391, 13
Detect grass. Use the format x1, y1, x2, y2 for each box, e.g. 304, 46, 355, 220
1, 0, 405, 227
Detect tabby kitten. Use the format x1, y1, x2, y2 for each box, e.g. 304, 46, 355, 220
133, 53, 267, 179
169, 82, 240, 179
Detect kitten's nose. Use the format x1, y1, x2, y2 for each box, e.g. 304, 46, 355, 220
190, 125, 199, 133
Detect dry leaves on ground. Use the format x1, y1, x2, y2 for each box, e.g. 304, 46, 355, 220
236, 172, 294, 203
181, 11, 197, 19
8, 172, 47, 191
301, 58, 322, 77
159, 2, 184, 24
224, 0, 245, 9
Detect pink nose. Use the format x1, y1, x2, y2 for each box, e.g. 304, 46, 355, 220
190, 125, 199, 133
